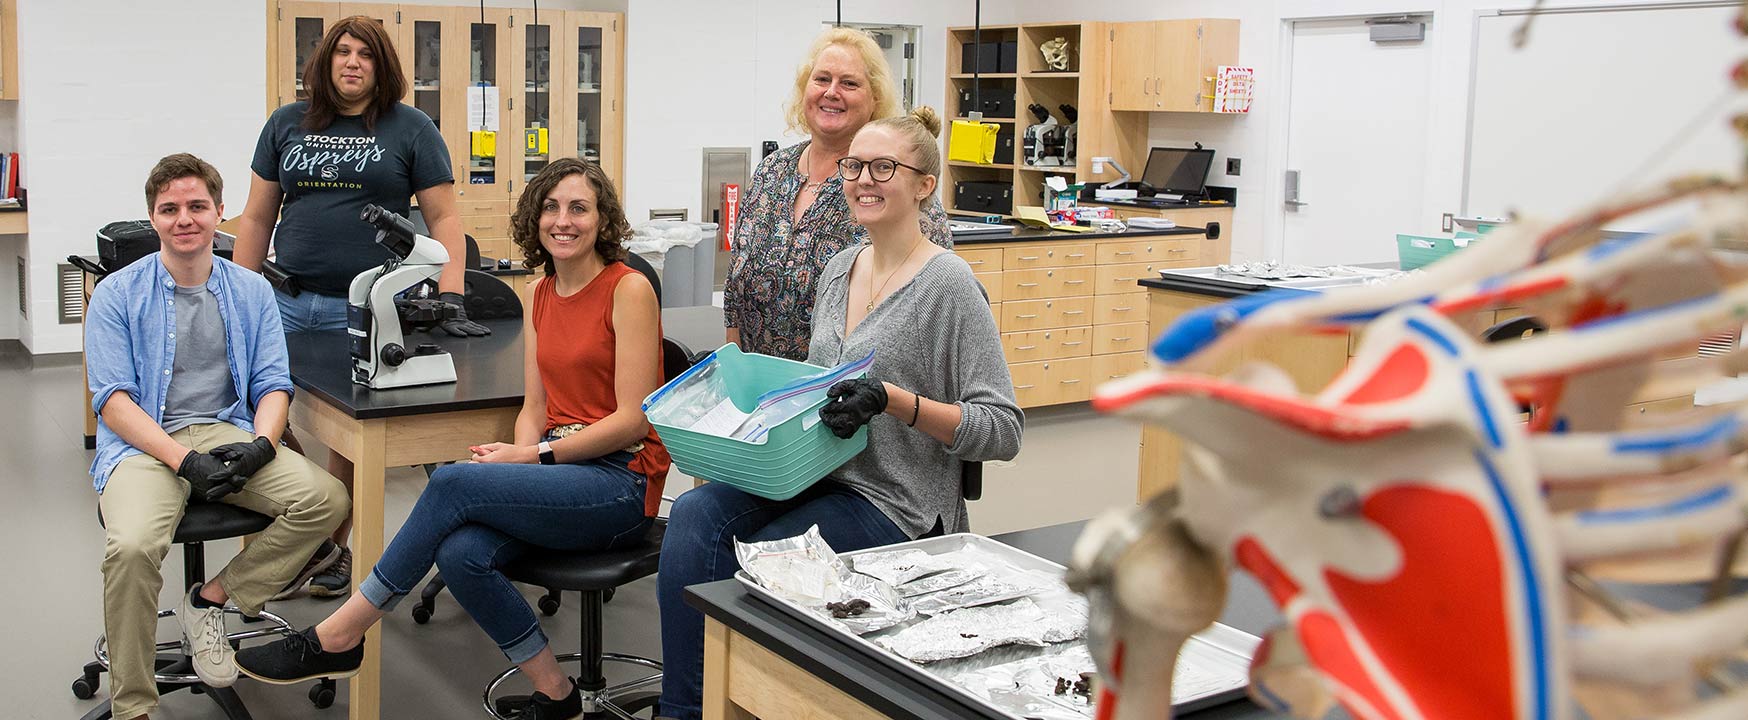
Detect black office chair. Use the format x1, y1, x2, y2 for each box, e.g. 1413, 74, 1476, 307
72, 504, 337, 719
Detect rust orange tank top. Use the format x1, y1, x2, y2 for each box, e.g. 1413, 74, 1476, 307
532, 262, 670, 516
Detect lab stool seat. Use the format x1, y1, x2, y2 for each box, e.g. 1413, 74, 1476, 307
73, 502, 337, 719
481, 519, 667, 719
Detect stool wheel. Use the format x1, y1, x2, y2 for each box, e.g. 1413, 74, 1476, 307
70, 675, 98, 700
537, 592, 561, 616
411, 603, 434, 624
310, 678, 336, 708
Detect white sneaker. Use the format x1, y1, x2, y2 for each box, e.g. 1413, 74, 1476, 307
179, 583, 239, 688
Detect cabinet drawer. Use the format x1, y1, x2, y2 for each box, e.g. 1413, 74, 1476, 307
1094, 261, 1198, 295
1001, 297, 1093, 332
1091, 352, 1148, 382
461, 215, 510, 237
957, 248, 1004, 273
1009, 357, 1093, 407
1093, 322, 1150, 355
975, 271, 1005, 303
1003, 267, 1095, 301
1003, 243, 1094, 270
987, 302, 1001, 326
1096, 238, 1198, 264
1002, 327, 1091, 363
475, 236, 515, 261
454, 198, 509, 216
1093, 292, 1148, 326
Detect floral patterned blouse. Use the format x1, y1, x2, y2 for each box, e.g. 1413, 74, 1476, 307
723, 140, 953, 361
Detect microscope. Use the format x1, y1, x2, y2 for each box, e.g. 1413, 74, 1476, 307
1058, 104, 1077, 166
346, 204, 459, 389
1022, 103, 1065, 167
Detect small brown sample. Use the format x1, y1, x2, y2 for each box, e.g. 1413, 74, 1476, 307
1053, 677, 1072, 695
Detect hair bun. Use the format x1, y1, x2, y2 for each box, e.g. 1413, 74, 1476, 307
909, 106, 942, 138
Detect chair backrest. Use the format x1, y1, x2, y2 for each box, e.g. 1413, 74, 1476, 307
661, 337, 695, 383
464, 233, 483, 271
462, 268, 523, 320
623, 252, 663, 304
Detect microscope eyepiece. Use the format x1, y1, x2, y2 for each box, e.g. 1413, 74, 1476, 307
361, 204, 420, 260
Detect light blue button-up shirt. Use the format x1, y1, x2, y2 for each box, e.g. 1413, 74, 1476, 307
85, 254, 295, 492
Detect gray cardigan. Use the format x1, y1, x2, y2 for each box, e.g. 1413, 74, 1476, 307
806, 246, 1024, 538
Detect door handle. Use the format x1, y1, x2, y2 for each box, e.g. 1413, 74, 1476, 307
1285, 169, 1311, 208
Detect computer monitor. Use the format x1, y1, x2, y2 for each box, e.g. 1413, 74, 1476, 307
1141, 147, 1216, 198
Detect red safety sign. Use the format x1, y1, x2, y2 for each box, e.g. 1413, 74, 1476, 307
721, 183, 741, 251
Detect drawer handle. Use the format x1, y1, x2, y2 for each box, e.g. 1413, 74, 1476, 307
1112, 306, 1133, 312
1114, 251, 1134, 256
1168, 248, 1187, 253
1116, 277, 1136, 282
1062, 341, 1084, 346
1065, 280, 1087, 285
967, 260, 985, 266
1066, 253, 1086, 259
1019, 255, 1039, 261
1016, 345, 1038, 350
1063, 310, 1085, 316
1060, 379, 1083, 385
1016, 384, 1036, 390
1113, 336, 1133, 342
1016, 313, 1039, 319
1017, 282, 1040, 288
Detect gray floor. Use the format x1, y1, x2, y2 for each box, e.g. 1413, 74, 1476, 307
7, 343, 1142, 720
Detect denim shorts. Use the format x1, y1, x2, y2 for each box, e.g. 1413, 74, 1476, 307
275, 289, 350, 333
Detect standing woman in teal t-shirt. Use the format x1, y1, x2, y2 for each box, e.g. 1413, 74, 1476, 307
233, 15, 488, 597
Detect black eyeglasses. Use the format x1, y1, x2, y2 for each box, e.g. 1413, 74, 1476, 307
836, 157, 925, 183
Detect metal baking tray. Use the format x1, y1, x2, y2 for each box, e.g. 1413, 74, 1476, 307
735, 533, 1259, 718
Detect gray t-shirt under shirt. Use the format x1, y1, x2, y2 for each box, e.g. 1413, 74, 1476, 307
251, 102, 454, 296
161, 285, 238, 434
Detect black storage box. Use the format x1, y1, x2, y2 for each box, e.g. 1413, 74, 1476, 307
958, 86, 1015, 119
993, 124, 1015, 165
97, 220, 160, 275
960, 41, 1000, 74
998, 40, 1018, 73
956, 181, 1014, 216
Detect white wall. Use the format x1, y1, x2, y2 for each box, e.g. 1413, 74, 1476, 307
16, 0, 265, 353
1010, 0, 1715, 263
621, 0, 1020, 224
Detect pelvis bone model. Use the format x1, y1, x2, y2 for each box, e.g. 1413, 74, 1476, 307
1066, 10, 1748, 717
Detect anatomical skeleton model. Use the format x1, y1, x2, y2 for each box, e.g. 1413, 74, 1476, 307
1066, 7, 1748, 720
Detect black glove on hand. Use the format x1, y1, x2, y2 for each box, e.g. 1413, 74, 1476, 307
437, 291, 491, 337
211, 436, 277, 480
178, 451, 241, 503
818, 378, 888, 439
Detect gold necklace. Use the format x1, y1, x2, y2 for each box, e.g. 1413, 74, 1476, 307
867, 239, 925, 312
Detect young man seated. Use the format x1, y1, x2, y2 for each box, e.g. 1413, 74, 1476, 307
85, 153, 349, 720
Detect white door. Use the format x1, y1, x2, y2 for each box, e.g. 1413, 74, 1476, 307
1280, 19, 1436, 266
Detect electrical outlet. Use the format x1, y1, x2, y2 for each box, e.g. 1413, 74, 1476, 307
1226, 158, 1241, 176
1441, 213, 1454, 232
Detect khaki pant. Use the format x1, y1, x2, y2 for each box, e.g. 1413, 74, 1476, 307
99, 423, 348, 720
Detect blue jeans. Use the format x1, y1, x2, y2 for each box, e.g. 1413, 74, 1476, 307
657, 482, 909, 720
275, 289, 350, 333
358, 452, 651, 663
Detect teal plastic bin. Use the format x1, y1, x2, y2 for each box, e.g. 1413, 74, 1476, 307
643, 344, 867, 500
1396, 233, 1479, 271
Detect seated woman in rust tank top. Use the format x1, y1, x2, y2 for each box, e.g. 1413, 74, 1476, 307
235, 157, 668, 720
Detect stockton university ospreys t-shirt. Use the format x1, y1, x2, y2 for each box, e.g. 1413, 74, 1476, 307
251, 102, 453, 296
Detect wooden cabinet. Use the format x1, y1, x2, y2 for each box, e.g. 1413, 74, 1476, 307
1108, 19, 1239, 113
268, 3, 624, 267
957, 229, 1226, 410
0, 0, 18, 100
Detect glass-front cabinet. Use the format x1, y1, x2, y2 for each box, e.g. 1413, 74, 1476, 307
559, 12, 622, 186
274, 2, 338, 109
463, 8, 513, 195
512, 14, 555, 185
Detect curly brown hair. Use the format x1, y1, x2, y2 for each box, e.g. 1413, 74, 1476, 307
512, 157, 630, 273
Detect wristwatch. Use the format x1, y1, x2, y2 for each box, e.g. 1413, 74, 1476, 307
538, 441, 556, 465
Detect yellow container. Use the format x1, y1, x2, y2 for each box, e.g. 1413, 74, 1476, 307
948, 120, 999, 164
470, 130, 497, 159
524, 127, 549, 154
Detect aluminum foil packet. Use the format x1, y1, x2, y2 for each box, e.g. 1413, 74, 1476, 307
734, 525, 848, 605
948, 645, 1100, 720
910, 574, 1038, 616
828, 572, 917, 635
875, 598, 1056, 663
850, 548, 954, 586
897, 568, 984, 597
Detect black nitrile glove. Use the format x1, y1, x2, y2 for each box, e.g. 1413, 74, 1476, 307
211, 436, 277, 481
437, 291, 491, 337
819, 378, 888, 439
178, 450, 241, 503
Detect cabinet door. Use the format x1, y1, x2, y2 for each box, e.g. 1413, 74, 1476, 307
1153, 20, 1206, 112
560, 12, 623, 187
276, 2, 340, 109
458, 9, 514, 200
401, 6, 466, 180
510, 9, 559, 187
1107, 22, 1155, 112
